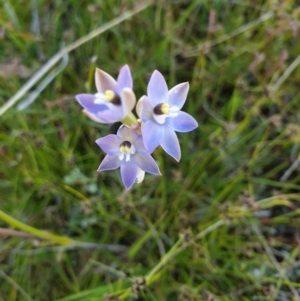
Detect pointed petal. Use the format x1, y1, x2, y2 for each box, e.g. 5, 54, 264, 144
121, 88, 136, 117
136, 96, 155, 120
136, 96, 144, 118
116, 65, 133, 93
133, 154, 161, 175
142, 120, 164, 152
139, 97, 153, 121
98, 155, 121, 171
117, 125, 137, 143
147, 70, 169, 106
134, 135, 150, 154
168, 82, 189, 109
82, 110, 106, 123
97, 109, 124, 123
120, 163, 138, 190
95, 68, 117, 93
166, 111, 198, 132
136, 168, 145, 183
76, 94, 107, 114
95, 135, 122, 156
160, 127, 181, 161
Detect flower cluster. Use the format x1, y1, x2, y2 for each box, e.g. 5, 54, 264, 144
76, 65, 198, 190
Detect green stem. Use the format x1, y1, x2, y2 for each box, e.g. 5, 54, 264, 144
146, 219, 224, 282
121, 112, 138, 126
118, 219, 225, 300
146, 237, 183, 280
0, 210, 73, 245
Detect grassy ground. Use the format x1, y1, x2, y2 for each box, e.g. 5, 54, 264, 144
1, 0, 300, 300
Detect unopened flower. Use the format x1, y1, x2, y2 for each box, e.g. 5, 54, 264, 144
96, 125, 161, 190
76, 65, 136, 123
137, 70, 198, 161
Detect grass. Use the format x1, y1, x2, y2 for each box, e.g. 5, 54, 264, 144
1, 0, 300, 300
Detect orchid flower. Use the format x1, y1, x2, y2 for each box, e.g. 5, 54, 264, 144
76, 65, 136, 124
96, 125, 161, 190
136, 70, 198, 161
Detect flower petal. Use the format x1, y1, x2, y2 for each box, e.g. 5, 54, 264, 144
121, 88, 136, 117
116, 65, 133, 93
139, 96, 153, 121
95, 135, 122, 156
97, 108, 124, 123
166, 111, 198, 132
134, 135, 150, 154
168, 82, 189, 109
136, 168, 145, 183
142, 120, 164, 152
147, 70, 169, 107
160, 127, 181, 161
82, 110, 106, 123
98, 155, 121, 171
76, 94, 107, 114
120, 163, 138, 190
117, 125, 137, 143
136, 96, 143, 118
133, 154, 161, 175
95, 68, 117, 93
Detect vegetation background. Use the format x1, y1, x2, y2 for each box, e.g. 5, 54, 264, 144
1, 0, 300, 300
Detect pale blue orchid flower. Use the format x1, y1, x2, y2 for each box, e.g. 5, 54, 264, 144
96, 125, 161, 190
76, 65, 136, 123
137, 70, 198, 161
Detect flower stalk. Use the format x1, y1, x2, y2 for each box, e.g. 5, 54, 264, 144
120, 112, 138, 126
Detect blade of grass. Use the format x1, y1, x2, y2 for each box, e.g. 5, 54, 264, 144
0, 0, 154, 116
